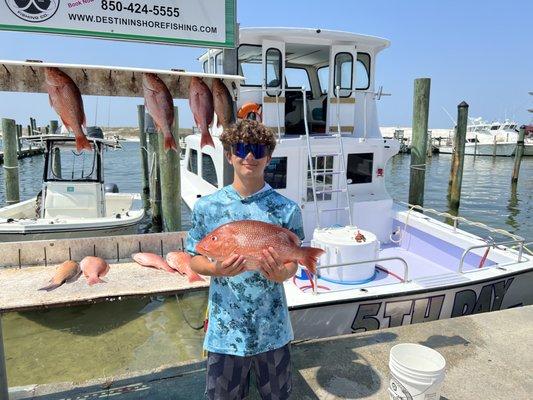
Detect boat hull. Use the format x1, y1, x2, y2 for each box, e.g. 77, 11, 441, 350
289, 268, 533, 340
438, 143, 533, 157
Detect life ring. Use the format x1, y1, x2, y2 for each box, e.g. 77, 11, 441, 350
237, 102, 262, 122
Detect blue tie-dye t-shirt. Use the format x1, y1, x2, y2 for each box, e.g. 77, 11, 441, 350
186, 184, 304, 356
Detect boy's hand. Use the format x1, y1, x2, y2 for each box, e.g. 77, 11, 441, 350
260, 247, 291, 283
214, 254, 246, 277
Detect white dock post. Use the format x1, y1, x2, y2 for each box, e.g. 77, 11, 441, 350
0, 317, 8, 400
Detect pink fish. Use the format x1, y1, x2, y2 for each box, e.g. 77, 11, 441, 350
44, 67, 92, 152
80, 256, 109, 286
212, 78, 234, 129
39, 260, 80, 291
132, 252, 176, 273
142, 73, 177, 152
166, 251, 205, 283
189, 77, 214, 148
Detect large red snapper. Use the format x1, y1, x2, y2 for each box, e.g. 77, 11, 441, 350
195, 220, 325, 274
142, 73, 178, 152
38, 260, 80, 291
212, 78, 234, 130
80, 256, 109, 286
44, 67, 92, 152
189, 77, 214, 148
132, 252, 176, 273
166, 251, 205, 283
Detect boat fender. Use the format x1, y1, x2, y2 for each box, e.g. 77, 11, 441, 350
7, 218, 14, 223
237, 102, 262, 122
115, 214, 121, 219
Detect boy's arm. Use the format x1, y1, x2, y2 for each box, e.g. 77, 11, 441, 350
190, 254, 246, 277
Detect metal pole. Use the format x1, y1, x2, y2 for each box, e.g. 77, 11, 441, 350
157, 107, 181, 232
0, 316, 9, 400
448, 101, 468, 214
2, 119, 20, 205
511, 126, 526, 184
137, 105, 150, 208
408, 78, 431, 208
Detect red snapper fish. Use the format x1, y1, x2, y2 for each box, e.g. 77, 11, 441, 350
189, 77, 214, 148
132, 252, 176, 273
196, 220, 325, 274
166, 251, 205, 283
80, 256, 110, 285
44, 67, 92, 152
212, 78, 234, 129
38, 260, 80, 291
142, 73, 177, 152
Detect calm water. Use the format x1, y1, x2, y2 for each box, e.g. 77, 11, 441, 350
0, 141, 531, 386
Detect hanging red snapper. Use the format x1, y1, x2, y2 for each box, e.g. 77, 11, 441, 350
166, 251, 205, 283
132, 252, 176, 273
196, 220, 325, 274
44, 67, 92, 152
38, 260, 80, 291
142, 73, 177, 152
80, 256, 109, 286
189, 77, 214, 148
212, 78, 234, 129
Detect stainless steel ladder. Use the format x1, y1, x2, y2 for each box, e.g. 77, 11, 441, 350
301, 86, 354, 228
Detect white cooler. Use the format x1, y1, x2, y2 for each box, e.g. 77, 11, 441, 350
311, 226, 379, 283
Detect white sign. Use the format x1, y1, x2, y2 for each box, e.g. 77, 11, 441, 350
0, 0, 236, 48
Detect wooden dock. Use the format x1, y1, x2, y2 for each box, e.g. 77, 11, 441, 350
0, 146, 44, 164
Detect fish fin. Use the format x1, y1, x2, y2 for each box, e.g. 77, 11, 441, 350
66, 270, 82, 283
298, 247, 326, 275
75, 134, 93, 152
38, 282, 62, 291
88, 276, 106, 286
164, 134, 178, 152
200, 131, 215, 148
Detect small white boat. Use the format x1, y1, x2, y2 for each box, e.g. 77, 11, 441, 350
439, 118, 533, 156
0, 135, 145, 241
180, 27, 532, 340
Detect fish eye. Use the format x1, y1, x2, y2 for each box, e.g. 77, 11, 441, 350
211, 236, 217, 241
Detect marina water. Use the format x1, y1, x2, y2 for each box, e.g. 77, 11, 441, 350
0, 141, 531, 386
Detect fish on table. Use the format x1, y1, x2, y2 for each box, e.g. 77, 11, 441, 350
196, 220, 325, 274
166, 251, 205, 283
142, 73, 178, 152
38, 260, 80, 291
189, 77, 214, 148
80, 256, 110, 285
132, 252, 177, 273
44, 67, 92, 152
212, 78, 235, 130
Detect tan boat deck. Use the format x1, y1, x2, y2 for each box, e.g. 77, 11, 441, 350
0, 232, 209, 314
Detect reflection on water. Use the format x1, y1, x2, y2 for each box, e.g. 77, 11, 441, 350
0, 142, 532, 387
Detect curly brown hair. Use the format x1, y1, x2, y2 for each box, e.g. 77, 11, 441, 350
219, 120, 277, 155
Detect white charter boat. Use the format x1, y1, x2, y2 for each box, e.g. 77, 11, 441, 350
0, 134, 145, 241
439, 118, 533, 156
181, 28, 531, 340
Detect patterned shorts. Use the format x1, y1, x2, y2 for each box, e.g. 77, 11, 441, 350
205, 343, 292, 400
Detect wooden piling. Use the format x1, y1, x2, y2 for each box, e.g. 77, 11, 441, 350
474, 134, 478, 157
492, 135, 497, 157
137, 105, 150, 208
146, 114, 162, 232
408, 78, 431, 207
16, 124, 22, 154
49, 120, 58, 135
158, 107, 181, 232
2, 119, 20, 205
52, 147, 62, 179
448, 101, 469, 214
30, 117, 37, 135
0, 317, 8, 400
511, 126, 526, 184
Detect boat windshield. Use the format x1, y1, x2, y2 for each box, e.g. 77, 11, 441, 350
45, 141, 101, 182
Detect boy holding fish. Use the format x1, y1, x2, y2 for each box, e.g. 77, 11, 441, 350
187, 120, 312, 399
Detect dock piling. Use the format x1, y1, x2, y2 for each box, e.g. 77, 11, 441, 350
448, 101, 468, 215
16, 124, 22, 154
137, 105, 150, 209
492, 135, 497, 157
0, 317, 8, 400
511, 126, 526, 184
49, 120, 58, 135
408, 78, 431, 208
2, 118, 20, 205
157, 106, 182, 232
146, 114, 162, 232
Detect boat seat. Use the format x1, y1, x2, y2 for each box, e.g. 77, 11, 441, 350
43, 182, 104, 219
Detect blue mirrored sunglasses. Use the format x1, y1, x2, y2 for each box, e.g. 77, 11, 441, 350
231, 142, 268, 159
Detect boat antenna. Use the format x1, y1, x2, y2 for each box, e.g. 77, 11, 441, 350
441, 106, 456, 126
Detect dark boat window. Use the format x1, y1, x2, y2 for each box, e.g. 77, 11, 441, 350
307, 155, 334, 201
238, 44, 262, 87
265, 47, 282, 96
334, 52, 353, 97
265, 157, 287, 189
45, 141, 100, 182
202, 153, 218, 187
356, 53, 371, 90
188, 149, 198, 174
346, 153, 373, 184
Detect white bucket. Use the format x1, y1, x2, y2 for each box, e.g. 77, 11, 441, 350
388, 343, 446, 400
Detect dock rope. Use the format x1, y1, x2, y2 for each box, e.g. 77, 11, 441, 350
2, 165, 19, 169
175, 294, 204, 331
409, 163, 426, 171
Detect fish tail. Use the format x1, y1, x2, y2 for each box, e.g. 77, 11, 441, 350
75, 132, 93, 152
298, 247, 326, 275
200, 129, 215, 148
88, 276, 106, 286
38, 282, 62, 291
164, 133, 178, 152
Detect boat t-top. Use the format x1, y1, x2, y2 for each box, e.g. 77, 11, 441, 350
180, 27, 532, 339
0, 132, 144, 241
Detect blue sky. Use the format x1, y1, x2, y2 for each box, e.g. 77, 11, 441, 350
0, 0, 531, 129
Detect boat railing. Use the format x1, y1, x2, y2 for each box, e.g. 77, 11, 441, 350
458, 239, 526, 274
311, 256, 410, 295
